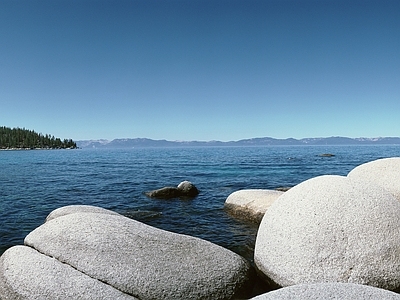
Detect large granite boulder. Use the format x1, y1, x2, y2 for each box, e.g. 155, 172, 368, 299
251, 283, 400, 299
254, 175, 400, 291
224, 189, 284, 223
348, 157, 400, 201
145, 180, 199, 199
23, 206, 253, 299
0, 245, 136, 300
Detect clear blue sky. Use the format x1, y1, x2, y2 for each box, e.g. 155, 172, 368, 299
1, 0, 399, 141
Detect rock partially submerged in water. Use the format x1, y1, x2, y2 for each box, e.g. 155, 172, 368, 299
275, 186, 292, 192
254, 175, 400, 291
318, 153, 335, 157
145, 186, 182, 198
121, 209, 162, 221
251, 283, 400, 299
146, 180, 199, 199
224, 189, 284, 223
177, 180, 199, 196
10, 205, 254, 299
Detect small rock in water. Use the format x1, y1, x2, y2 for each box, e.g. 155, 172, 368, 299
146, 180, 199, 199
318, 153, 335, 157
177, 180, 199, 197
122, 210, 162, 221
145, 186, 181, 199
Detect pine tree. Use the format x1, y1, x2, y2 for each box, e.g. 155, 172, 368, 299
0, 126, 77, 149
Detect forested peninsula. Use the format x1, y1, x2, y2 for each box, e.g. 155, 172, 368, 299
0, 126, 77, 150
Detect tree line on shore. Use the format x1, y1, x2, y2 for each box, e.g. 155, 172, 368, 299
0, 126, 77, 149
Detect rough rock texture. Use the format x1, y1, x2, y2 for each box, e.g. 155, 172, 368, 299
251, 283, 400, 299
46, 204, 121, 222
145, 181, 199, 199
254, 175, 400, 290
224, 189, 283, 223
348, 157, 400, 201
0, 245, 135, 300
24, 209, 253, 299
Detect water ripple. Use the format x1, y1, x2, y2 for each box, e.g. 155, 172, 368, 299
1, 145, 399, 258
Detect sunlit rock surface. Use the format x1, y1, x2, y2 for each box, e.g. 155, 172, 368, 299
225, 189, 283, 223
254, 175, 400, 291
21, 206, 253, 299
0, 245, 136, 300
348, 157, 400, 201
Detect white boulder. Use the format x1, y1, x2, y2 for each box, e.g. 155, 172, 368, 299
254, 175, 400, 290
348, 157, 400, 201
225, 189, 283, 222
24, 207, 254, 299
0, 245, 136, 299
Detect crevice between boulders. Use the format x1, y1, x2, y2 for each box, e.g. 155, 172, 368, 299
24, 244, 138, 299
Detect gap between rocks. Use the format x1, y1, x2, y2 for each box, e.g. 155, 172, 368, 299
25, 244, 138, 299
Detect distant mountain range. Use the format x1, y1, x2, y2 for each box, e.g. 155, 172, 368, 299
77, 136, 400, 149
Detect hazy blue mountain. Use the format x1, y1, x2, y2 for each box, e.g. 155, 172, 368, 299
77, 136, 400, 149
76, 139, 110, 148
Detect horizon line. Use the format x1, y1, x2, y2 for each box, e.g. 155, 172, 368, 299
76, 135, 400, 142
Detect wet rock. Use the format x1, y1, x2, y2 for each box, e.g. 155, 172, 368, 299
224, 189, 283, 223
177, 180, 200, 197
146, 181, 199, 199
121, 209, 162, 221
145, 186, 182, 199
24, 207, 254, 299
254, 175, 400, 291
318, 153, 335, 157
275, 187, 291, 192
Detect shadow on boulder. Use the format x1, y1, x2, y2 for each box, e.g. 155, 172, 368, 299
145, 181, 199, 199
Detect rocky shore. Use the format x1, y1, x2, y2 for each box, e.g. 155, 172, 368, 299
1, 157, 400, 299
1, 205, 254, 299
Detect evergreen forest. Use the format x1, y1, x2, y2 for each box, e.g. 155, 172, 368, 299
0, 126, 77, 149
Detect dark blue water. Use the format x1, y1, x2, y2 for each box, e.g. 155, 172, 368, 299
1, 145, 399, 261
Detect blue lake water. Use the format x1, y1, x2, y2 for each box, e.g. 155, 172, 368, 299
1, 145, 399, 261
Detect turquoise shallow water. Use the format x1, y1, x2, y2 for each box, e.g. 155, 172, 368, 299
1, 145, 399, 260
